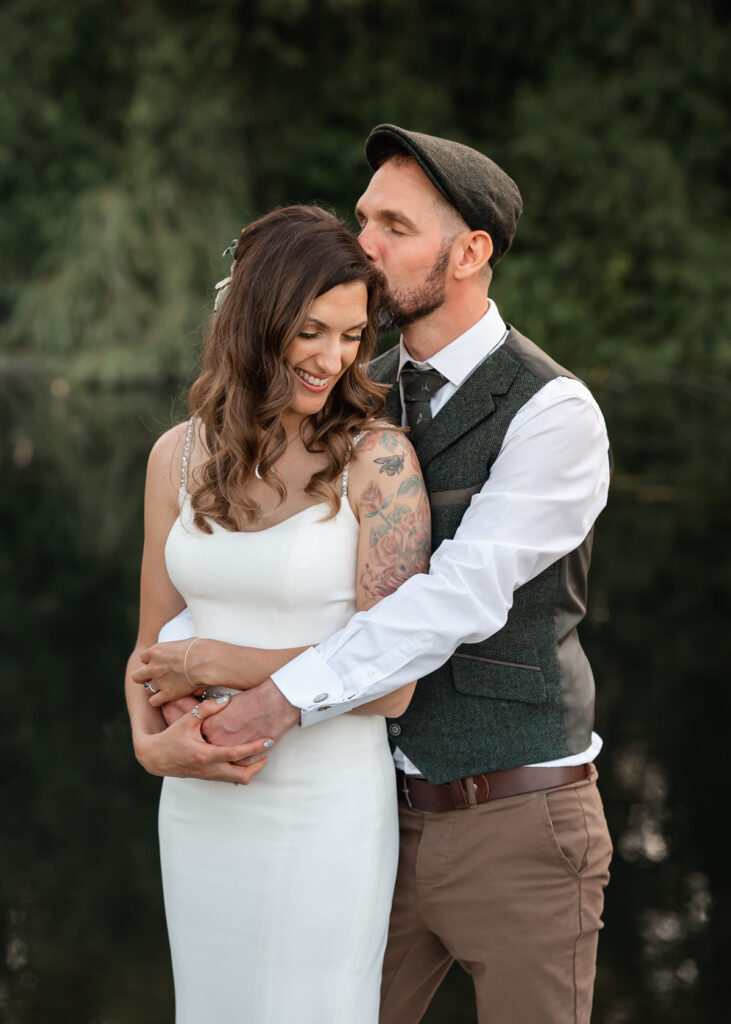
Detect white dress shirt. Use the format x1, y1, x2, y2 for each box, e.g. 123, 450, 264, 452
272, 300, 607, 771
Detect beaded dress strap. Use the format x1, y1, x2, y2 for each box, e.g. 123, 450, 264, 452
341, 431, 366, 498
181, 417, 195, 492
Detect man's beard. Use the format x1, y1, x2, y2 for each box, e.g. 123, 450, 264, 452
375, 242, 451, 331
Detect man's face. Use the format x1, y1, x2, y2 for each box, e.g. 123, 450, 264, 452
355, 158, 454, 330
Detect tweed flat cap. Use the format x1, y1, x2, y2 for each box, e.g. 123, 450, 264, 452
365, 124, 522, 266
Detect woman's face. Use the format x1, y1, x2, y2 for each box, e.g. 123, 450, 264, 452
284, 280, 368, 424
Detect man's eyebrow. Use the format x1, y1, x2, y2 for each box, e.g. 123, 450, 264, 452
355, 205, 419, 233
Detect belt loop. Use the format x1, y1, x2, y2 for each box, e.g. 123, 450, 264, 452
462, 776, 479, 808
474, 773, 490, 802
400, 771, 414, 809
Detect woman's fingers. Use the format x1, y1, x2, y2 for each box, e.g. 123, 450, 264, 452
148, 684, 203, 708
130, 663, 152, 684
161, 697, 199, 725
187, 695, 232, 719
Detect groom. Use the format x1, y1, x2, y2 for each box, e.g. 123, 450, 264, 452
186, 126, 612, 1022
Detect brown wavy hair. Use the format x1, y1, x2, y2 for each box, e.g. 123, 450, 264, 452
188, 205, 387, 532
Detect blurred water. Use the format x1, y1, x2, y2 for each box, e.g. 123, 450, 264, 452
1, 373, 729, 1022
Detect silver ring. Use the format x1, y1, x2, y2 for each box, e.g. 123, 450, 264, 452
190, 704, 202, 719
144, 681, 160, 694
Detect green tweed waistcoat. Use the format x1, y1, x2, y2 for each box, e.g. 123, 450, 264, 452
370, 326, 599, 783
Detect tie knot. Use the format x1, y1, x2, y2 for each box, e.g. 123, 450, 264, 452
399, 364, 449, 442
400, 365, 448, 403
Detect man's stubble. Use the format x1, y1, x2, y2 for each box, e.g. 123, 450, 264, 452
375, 241, 452, 332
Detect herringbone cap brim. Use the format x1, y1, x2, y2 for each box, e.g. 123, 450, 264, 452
365, 124, 523, 266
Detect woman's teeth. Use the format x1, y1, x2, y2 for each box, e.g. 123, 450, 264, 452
295, 368, 329, 387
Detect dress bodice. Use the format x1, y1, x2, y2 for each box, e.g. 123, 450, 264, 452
165, 492, 360, 649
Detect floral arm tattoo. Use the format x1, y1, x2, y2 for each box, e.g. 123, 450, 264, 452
357, 432, 431, 607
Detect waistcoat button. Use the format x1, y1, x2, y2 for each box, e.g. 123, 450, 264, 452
389, 724, 401, 736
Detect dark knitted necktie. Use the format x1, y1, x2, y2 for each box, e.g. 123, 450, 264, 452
400, 364, 449, 442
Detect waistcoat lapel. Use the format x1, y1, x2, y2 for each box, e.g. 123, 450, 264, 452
416, 330, 522, 469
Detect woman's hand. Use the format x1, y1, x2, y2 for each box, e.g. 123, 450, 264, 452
133, 695, 273, 785
132, 636, 309, 706
131, 637, 206, 705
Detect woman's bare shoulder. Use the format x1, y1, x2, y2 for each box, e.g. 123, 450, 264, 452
148, 420, 191, 490
351, 423, 419, 480
348, 424, 427, 527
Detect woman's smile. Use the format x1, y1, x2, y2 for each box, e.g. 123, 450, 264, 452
293, 367, 331, 390
284, 279, 368, 419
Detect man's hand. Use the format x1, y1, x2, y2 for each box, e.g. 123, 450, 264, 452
202, 678, 300, 758
161, 695, 199, 726
133, 696, 273, 785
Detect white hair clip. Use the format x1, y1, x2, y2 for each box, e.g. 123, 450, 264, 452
213, 275, 232, 312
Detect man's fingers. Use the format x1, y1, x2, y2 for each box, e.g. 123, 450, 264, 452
217, 739, 274, 764
199, 757, 268, 785
221, 758, 268, 785
233, 750, 272, 767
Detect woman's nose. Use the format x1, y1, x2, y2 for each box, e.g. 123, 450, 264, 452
314, 338, 344, 374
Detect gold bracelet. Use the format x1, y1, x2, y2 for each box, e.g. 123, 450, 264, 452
183, 637, 201, 688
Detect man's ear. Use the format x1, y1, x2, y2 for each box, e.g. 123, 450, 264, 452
453, 230, 493, 280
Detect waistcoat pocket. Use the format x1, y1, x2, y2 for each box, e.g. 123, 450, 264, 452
451, 653, 547, 705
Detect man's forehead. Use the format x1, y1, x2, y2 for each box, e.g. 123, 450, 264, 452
356, 156, 445, 216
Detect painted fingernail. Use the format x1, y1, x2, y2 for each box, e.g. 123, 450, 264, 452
263, 739, 274, 749
215, 696, 230, 705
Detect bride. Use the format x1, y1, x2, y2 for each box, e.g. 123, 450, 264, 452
124, 205, 430, 1023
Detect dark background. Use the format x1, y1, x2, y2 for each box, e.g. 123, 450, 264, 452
1, 1, 730, 1021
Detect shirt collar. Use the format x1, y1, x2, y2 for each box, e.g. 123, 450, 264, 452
397, 299, 508, 386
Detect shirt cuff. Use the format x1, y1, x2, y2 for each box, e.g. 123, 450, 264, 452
271, 647, 346, 726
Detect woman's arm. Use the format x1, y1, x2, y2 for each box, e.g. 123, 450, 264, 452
348, 429, 431, 717
133, 427, 430, 718
126, 425, 271, 784
131, 637, 309, 706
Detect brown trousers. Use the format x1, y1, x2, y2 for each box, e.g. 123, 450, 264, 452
380, 769, 612, 1024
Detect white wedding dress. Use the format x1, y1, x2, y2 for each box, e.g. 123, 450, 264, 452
159, 431, 398, 1023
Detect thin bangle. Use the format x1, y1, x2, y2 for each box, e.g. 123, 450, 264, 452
183, 637, 201, 687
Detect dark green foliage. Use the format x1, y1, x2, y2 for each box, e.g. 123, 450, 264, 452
2, 2, 730, 1022
1, 0, 729, 382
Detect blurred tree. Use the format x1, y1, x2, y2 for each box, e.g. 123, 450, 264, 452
1, 0, 728, 382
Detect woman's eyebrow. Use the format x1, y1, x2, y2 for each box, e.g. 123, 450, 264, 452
303, 318, 368, 330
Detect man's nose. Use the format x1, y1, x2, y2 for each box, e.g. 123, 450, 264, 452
357, 224, 378, 262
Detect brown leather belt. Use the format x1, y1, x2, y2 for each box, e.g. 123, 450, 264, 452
396, 763, 593, 813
